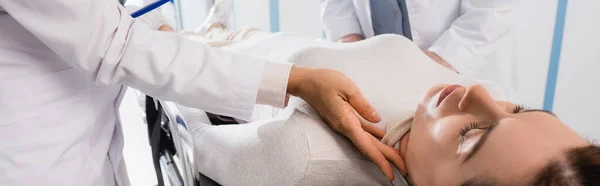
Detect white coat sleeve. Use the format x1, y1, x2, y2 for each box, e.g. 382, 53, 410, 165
428, 0, 521, 76
0, 0, 290, 121
320, 0, 363, 41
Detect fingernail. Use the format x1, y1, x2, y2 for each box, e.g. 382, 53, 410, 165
371, 112, 381, 121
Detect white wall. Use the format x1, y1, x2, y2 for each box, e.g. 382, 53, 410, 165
512, 0, 557, 109
232, 0, 271, 31
554, 0, 600, 142
278, 0, 323, 38
231, 0, 323, 37
179, 0, 212, 30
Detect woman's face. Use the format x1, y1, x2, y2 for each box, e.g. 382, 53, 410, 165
405, 84, 589, 185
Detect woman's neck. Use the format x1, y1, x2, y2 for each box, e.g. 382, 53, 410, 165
398, 130, 410, 159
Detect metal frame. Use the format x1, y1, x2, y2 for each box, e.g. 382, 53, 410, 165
172, 0, 185, 30
159, 101, 199, 186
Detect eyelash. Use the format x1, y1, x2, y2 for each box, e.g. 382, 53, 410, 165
513, 104, 527, 113
458, 122, 492, 145
459, 105, 528, 142
459, 122, 487, 136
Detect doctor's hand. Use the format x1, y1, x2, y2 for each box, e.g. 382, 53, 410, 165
287, 66, 404, 181
423, 50, 458, 73
338, 34, 365, 43
361, 120, 408, 176
158, 25, 175, 32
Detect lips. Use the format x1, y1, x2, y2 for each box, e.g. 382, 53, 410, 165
436, 84, 463, 107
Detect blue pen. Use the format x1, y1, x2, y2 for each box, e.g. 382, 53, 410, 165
130, 0, 172, 18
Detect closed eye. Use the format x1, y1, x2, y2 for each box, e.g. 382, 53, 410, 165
462, 106, 557, 163
461, 120, 498, 163
513, 104, 527, 113
513, 104, 557, 118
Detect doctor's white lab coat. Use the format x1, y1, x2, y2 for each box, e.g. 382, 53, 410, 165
320, 0, 522, 97
0, 1, 289, 185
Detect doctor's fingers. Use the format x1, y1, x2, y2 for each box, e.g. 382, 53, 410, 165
347, 86, 381, 123
320, 98, 394, 180
345, 125, 395, 181
371, 135, 408, 176
361, 119, 386, 139
360, 118, 407, 176
158, 25, 175, 32
338, 34, 365, 43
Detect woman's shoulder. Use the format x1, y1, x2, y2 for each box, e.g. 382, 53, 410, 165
282, 100, 402, 186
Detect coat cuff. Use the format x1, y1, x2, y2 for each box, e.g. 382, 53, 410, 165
256, 61, 293, 108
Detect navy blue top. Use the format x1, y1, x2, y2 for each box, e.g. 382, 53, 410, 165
369, 0, 412, 40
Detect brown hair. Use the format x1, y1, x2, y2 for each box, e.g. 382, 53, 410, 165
461, 145, 600, 186
531, 145, 600, 186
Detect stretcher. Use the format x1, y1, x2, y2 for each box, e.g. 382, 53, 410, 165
144, 95, 238, 186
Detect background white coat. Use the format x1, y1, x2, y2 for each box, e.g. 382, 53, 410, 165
320, 0, 521, 103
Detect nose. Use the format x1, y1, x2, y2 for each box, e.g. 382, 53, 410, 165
458, 85, 506, 120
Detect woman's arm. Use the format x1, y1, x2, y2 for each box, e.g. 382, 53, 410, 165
183, 100, 404, 185
183, 104, 311, 185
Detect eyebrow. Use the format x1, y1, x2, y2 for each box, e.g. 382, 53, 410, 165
462, 109, 557, 162
521, 109, 558, 118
